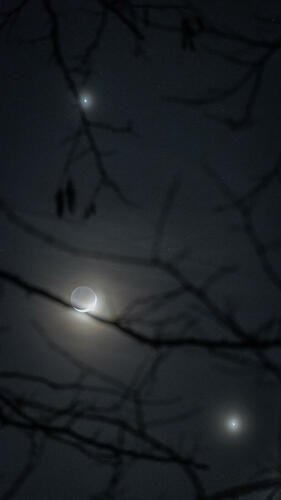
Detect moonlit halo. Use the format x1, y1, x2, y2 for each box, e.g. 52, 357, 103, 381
71, 286, 97, 313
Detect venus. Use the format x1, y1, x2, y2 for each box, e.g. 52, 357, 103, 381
70, 286, 97, 313
226, 416, 241, 433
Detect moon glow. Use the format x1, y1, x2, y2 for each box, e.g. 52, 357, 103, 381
71, 286, 97, 313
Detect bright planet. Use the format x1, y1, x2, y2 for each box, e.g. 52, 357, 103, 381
80, 93, 92, 108
226, 417, 241, 433
70, 286, 97, 313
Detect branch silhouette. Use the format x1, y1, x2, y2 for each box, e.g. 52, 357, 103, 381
0, 2, 280, 499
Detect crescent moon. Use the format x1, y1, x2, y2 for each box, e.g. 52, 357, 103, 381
71, 286, 97, 313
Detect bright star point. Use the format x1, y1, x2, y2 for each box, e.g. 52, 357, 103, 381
226, 416, 241, 433
80, 93, 93, 109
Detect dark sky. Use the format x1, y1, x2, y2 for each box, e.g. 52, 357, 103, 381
0, 1, 281, 499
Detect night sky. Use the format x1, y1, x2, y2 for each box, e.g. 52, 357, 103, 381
1, 1, 281, 499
